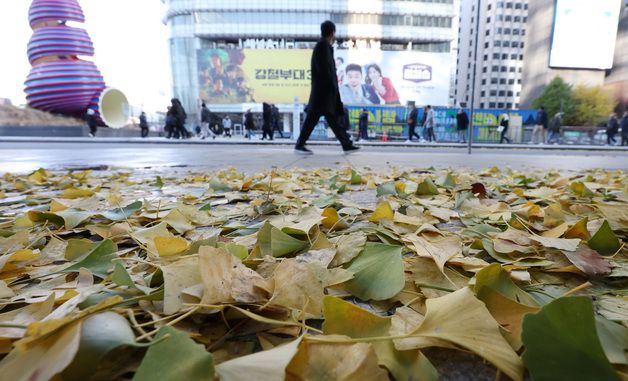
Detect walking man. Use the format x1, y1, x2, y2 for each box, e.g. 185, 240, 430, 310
548, 112, 562, 144
222, 115, 232, 137
139, 111, 149, 138
358, 108, 369, 141
85, 109, 97, 137
499, 113, 511, 144
200, 103, 212, 139
423, 105, 436, 143
406, 105, 420, 142
621, 111, 628, 146
607, 112, 619, 145
456, 108, 469, 143
294, 21, 359, 154
531, 106, 548, 144
272, 105, 284, 138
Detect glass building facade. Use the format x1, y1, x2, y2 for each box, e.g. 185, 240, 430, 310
163, 0, 457, 122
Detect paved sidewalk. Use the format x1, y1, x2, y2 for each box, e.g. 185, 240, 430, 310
2, 141, 627, 174
1, 135, 627, 152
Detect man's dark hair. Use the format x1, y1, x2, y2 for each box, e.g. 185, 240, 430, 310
345, 64, 363, 75
427, 105, 432, 109
540, 106, 545, 110
202, 102, 206, 108
321, 20, 336, 38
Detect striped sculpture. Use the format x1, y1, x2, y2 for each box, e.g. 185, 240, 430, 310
24, 0, 128, 128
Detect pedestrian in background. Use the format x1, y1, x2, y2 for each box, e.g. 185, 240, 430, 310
606, 113, 619, 145
171, 98, 188, 139
456, 108, 469, 143
548, 112, 562, 144
498, 113, 511, 144
262, 102, 272, 140
423, 105, 436, 143
165, 106, 176, 138
200, 103, 213, 139
358, 108, 369, 141
139, 111, 149, 138
294, 20, 359, 154
406, 105, 420, 143
531, 106, 548, 144
222, 115, 232, 137
244, 109, 255, 140
272, 105, 284, 138
621, 111, 628, 146
85, 108, 97, 137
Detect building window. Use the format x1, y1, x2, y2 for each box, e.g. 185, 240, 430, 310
523, 17, 528, 22
515, 103, 520, 108
481, 90, 486, 96
497, 2, 504, 8
524, 4, 528, 9
506, 102, 513, 108
497, 27, 503, 34
500, 66, 507, 72
516, 92, 521, 96
497, 102, 505, 108
496, 15, 504, 21
517, 79, 522, 84
510, 53, 517, 59
486, 29, 490, 36
488, 4, 492, 10
507, 91, 514, 96
487, 17, 491, 23
498, 90, 506, 96
481, 79, 486, 85
490, 90, 497, 96
509, 41, 516, 47
504, 28, 511, 34
483, 54, 488, 61
482, 67, 487, 73
492, 65, 500, 72
513, 29, 520, 35
514, 16, 521, 22
494, 41, 501, 47
506, 2, 513, 8
522, 29, 526, 36
493, 53, 500, 59
485, 42, 490, 48
489, 102, 496, 108
500, 78, 506, 84
515, 3, 522, 9
491, 78, 498, 84
519, 54, 524, 60
518, 67, 523, 73
480, 102, 485, 108
509, 67, 516, 72
502, 53, 508, 59
505, 15, 512, 22
508, 78, 515, 84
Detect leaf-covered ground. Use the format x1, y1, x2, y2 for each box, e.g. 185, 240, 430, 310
0, 166, 626, 381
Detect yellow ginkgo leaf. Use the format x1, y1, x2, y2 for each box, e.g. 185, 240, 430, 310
154, 236, 189, 257
369, 201, 393, 223
321, 208, 340, 229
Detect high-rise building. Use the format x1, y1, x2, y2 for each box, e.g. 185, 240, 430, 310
454, 0, 529, 110
162, 0, 458, 123
520, 0, 626, 111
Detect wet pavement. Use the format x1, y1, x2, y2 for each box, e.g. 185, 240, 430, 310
1, 141, 626, 174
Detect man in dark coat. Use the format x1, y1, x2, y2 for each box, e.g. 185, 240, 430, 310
358, 108, 369, 141
455, 108, 469, 143
262, 102, 272, 140
139, 111, 149, 138
294, 21, 359, 155
621, 111, 628, 146
607, 113, 619, 145
85, 109, 97, 137
271, 105, 284, 139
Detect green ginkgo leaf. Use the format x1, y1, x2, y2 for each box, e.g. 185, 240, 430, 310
100, 201, 142, 221
256, 221, 309, 257
522, 297, 620, 381
588, 220, 621, 256
134, 326, 214, 381
62, 239, 118, 278
344, 243, 404, 301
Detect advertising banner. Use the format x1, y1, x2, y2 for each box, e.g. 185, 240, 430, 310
197, 48, 451, 106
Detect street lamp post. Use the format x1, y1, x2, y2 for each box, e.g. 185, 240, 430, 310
467, 0, 482, 154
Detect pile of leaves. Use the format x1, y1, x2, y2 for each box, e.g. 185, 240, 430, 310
0, 166, 626, 381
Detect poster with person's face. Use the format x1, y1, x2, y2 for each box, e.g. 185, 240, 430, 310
335, 50, 451, 106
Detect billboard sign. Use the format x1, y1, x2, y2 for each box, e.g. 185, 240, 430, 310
198, 48, 450, 105
549, 0, 621, 69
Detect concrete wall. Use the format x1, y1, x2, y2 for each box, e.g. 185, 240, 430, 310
0, 126, 159, 138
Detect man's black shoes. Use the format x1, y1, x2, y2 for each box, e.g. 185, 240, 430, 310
294, 146, 314, 155
343, 145, 361, 154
